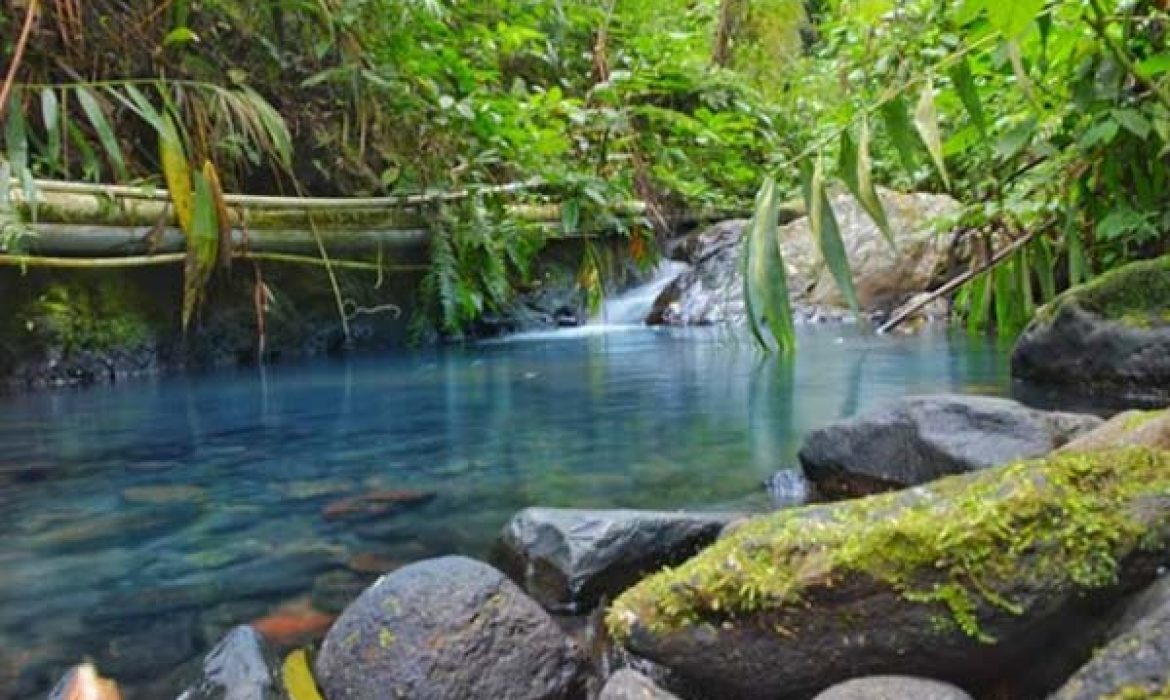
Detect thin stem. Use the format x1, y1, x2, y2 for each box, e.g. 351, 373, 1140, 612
0, 0, 41, 118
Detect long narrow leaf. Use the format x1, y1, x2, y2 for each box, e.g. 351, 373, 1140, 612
913, 78, 950, 190
5, 93, 35, 220
966, 272, 991, 334
744, 177, 796, 353
949, 55, 987, 137
857, 117, 895, 249
880, 95, 920, 175
160, 114, 194, 233
803, 157, 860, 314
1064, 210, 1089, 285
1030, 237, 1056, 302
203, 161, 234, 270
76, 87, 129, 181
40, 88, 61, 164
182, 166, 221, 330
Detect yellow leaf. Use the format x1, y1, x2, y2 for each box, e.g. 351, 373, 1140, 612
202, 160, 234, 270
281, 649, 325, 700
160, 114, 193, 234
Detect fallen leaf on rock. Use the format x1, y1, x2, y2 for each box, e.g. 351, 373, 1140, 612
282, 649, 325, 700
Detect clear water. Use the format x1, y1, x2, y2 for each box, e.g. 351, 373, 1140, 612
0, 326, 1013, 697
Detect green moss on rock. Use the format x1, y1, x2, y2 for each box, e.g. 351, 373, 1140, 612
1039, 256, 1170, 327
1102, 682, 1170, 700
607, 448, 1170, 644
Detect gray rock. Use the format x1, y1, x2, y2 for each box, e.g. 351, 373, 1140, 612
315, 556, 591, 700
496, 508, 736, 613
799, 394, 1101, 498
176, 626, 280, 700
598, 669, 680, 700
763, 470, 816, 508
814, 676, 972, 700
1050, 575, 1170, 700
1014, 256, 1170, 403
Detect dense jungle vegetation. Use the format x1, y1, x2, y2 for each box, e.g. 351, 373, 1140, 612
1, 0, 1169, 342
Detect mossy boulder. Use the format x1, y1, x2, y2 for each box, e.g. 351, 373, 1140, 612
606, 448, 1170, 699
1013, 256, 1170, 402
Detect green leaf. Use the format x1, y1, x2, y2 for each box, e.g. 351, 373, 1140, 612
163, 26, 200, 47
803, 156, 859, 314
109, 84, 166, 134
839, 120, 895, 249
4, 93, 35, 218
562, 198, 581, 234
966, 272, 991, 334
1112, 109, 1152, 140
76, 87, 129, 181
913, 78, 951, 189
987, 0, 1045, 39
1064, 211, 1089, 286
743, 177, 795, 353
1030, 237, 1056, 303
880, 95, 920, 175
949, 55, 986, 137
182, 165, 222, 331
993, 260, 1015, 336
40, 89, 61, 164
1137, 53, 1170, 79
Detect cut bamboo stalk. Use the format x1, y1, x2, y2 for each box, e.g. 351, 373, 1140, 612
0, 251, 427, 272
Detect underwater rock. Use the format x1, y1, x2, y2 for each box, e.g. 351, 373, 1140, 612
799, 394, 1101, 498
250, 598, 335, 648
1050, 576, 1170, 700
1013, 256, 1170, 403
320, 489, 436, 521
48, 663, 122, 700
607, 448, 1170, 699
346, 551, 404, 575
93, 613, 201, 681
311, 569, 376, 615
121, 484, 207, 505
315, 556, 591, 700
598, 668, 679, 700
175, 626, 280, 700
496, 508, 737, 613
812, 676, 972, 700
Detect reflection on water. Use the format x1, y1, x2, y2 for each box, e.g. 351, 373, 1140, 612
0, 326, 1011, 697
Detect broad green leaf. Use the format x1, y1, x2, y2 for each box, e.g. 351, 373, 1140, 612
281, 650, 325, 700
952, 0, 986, 26
40, 89, 61, 164
163, 26, 200, 47
913, 78, 950, 189
987, 0, 1045, 39
1112, 109, 1152, 140
182, 165, 222, 330
1137, 53, 1170, 79
948, 55, 986, 137
76, 87, 129, 181
880, 95, 920, 175
803, 157, 859, 314
160, 114, 193, 233
743, 176, 795, 353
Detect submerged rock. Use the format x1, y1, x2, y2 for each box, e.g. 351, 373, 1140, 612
650, 190, 961, 327
175, 626, 280, 700
315, 556, 591, 699
607, 448, 1170, 699
1051, 576, 1170, 700
496, 508, 736, 613
798, 395, 1101, 498
598, 669, 679, 700
320, 489, 436, 521
250, 598, 335, 648
813, 676, 972, 700
1013, 256, 1170, 403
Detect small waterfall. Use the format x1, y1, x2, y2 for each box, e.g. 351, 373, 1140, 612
596, 261, 689, 326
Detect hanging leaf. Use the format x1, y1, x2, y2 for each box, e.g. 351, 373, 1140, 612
880, 95, 920, 176
913, 78, 951, 189
108, 84, 166, 134
743, 176, 796, 353
1064, 211, 1089, 286
1016, 248, 1035, 320
182, 166, 222, 331
202, 161, 234, 270
857, 117, 895, 248
1030, 237, 1056, 303
966, 272, 991, 334
5, 93, 36, 220
281, 650, 325, 700
802, 156, 860, 314
40, 89, 61, 165
160, 114, 194, 233
948, 55, 987, 137
562, 197, 581, 235
993, 258, 1018, 336
76, 87, 129, 181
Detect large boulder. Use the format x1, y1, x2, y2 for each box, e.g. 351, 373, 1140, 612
798, 395, 1101, 498
315, 556, 591, 700
649, 190, 961, 327
1050, 576, 1170, 700
597, 669, 680, 700
176, 626, 280, 700
1013, 256, 1170, 403
607, 448, 1170, 699
496, 508, 736, 613
813, 676, 972, 700
1060, 410, 1170, 453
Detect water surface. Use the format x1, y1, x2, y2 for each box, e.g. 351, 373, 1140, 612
0, 325, 1012, 697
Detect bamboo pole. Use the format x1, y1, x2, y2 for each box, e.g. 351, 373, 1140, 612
0, 251, 428, 272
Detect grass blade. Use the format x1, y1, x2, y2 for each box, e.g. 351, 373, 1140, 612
40, 88, 61, 164
803, 156, 859, 314
76, 87, 129, 181
949, 55, 987, 137
182, 164, 222, 330
160, 113, 194, 233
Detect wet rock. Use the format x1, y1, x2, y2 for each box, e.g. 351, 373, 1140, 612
48, 663, 122, 700
598, 669, 679, 700
321, 489, 436, 521
1051, 576, 1170, 700
813, 676, 972, 700
1014, 256, 1170, 403
607, 449, 1170, 699
94, 613, 201, 681
315, 556, 591, 700
311, 569, 376, 615
250, 598, 336, 648
650, 191, 961, 327
496, 508, 736, 613
799, 395, 1101, 499
175, 626, 280, 700
1059, 409, 1170, 453
32, 506, 200, 553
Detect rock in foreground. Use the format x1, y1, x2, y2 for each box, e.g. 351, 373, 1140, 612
497, 508, 736, 612
598, 669, 680, 700
1013, 256, 1170, 403
799, 394, 1100, 498
813, 676, 972, 700
316, 556, 590, 700
608, 448, 1170, 699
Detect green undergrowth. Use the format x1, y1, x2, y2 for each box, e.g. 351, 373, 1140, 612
1038, 257, 1170, 329
20, 278, 160, 353
608, 447, 1170, 645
